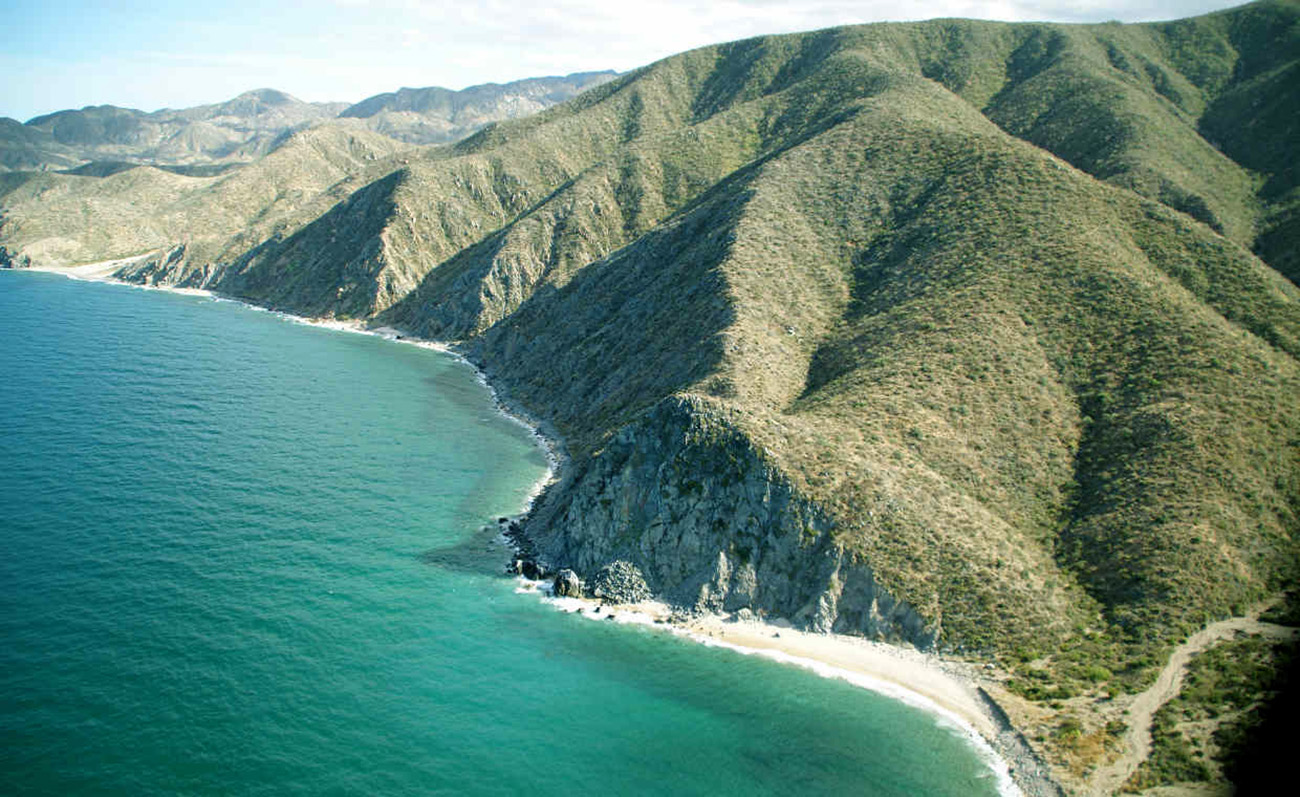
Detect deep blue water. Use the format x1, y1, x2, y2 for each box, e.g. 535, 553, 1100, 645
0, 271, 1001, 795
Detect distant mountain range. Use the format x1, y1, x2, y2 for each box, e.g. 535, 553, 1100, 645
337, 72, 620, 144
0, 72, 618, 172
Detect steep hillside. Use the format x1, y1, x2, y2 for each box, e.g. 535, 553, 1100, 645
3, 3, 1298, 791
460, 70, 1299, 664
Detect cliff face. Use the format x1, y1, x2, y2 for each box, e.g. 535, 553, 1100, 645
527, 395, 939, 646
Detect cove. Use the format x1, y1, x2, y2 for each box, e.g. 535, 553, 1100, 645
0, 270, 1002, 795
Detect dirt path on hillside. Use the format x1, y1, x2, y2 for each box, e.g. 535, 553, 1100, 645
1087, 611, 1298, 796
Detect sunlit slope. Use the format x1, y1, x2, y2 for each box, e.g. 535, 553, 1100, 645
6, 4, 1295, 307
304, 0, 1300, 329
0, 125, 412, 272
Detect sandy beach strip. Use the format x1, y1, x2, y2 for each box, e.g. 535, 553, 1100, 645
25, 255, 154, 282
529, 587, 1022, 795
682, 612, 998, 739
22, 256, 217, 299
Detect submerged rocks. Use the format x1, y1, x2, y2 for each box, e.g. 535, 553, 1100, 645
590, 560, 652, 604
552, 569, 583, 597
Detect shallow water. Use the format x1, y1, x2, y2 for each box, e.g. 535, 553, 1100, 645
0, 270, 1001, 795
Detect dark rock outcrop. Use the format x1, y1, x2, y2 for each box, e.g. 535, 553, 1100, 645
522, 396, 939, 648
512, 559, 546, 580
0, 245, 29, 269
552, 569, 584, 597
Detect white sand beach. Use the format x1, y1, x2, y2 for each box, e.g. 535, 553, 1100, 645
529, 587, 1028, 796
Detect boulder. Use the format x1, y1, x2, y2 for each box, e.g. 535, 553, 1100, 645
552, 569, 583, 597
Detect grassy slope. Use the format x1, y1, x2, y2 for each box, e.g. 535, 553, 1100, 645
466, 60, 1300, 669
427, 8, 1300, 726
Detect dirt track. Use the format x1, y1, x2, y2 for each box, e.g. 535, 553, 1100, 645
1086, 611, 1297, 796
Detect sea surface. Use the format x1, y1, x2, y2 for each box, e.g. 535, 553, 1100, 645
0, 271, 1002, 795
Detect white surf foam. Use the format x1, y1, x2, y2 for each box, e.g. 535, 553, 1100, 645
526, 584, 1020, 797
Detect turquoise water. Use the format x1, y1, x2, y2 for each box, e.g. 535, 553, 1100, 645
0, 271, 1001, 796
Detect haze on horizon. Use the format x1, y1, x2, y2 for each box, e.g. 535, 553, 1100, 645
5, 0, 1244, 122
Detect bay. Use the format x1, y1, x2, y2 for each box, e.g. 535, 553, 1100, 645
0, 270, 1001, 795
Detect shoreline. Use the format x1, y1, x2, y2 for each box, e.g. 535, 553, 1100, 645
11, 261, 1049, 797
523, 583, 1048, 797
10, 262, 565, 515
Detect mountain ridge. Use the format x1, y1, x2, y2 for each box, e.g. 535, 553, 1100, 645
0, 72, 620, 172
338, 71, 619, 144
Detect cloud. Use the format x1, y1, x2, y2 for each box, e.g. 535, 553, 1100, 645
2, 0, 1245, 120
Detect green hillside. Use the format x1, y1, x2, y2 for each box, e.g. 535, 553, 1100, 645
3, 2, 1298, 790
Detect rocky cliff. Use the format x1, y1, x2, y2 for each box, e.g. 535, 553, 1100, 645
525, 395, 939, 646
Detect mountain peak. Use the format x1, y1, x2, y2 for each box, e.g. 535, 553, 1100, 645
216, 89, 304, 116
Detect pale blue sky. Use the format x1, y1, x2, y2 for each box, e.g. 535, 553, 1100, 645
3, 0, 1247, 122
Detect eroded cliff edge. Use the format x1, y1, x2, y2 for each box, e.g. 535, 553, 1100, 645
522, 394, 939, 646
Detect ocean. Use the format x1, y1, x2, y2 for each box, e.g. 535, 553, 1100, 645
0, 270, 1003, 795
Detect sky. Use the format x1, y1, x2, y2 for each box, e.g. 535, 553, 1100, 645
3, 0, 1247, 122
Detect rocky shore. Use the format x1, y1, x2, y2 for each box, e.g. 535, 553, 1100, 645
499, 516, 1060, 797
